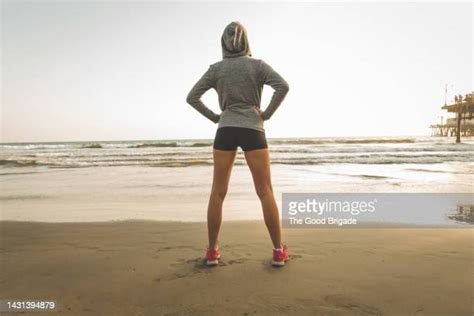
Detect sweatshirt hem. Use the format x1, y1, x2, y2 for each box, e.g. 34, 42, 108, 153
217, 123, 265, 133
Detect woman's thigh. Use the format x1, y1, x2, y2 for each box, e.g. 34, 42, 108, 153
244, 148, 272, 195
211, 149, 236, 192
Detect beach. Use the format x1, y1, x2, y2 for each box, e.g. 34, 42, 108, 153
1, 220, 472, 315
3, 0, 473, 314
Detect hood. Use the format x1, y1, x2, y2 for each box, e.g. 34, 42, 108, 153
221, 21, 252, 59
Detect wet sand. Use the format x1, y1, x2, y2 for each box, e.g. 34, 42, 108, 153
1, 220, 472, 315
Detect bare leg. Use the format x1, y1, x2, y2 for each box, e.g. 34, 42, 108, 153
244, 148, 282, 249
207, 149, 236, 250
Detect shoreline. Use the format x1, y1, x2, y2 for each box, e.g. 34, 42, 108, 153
0, 218, 470, 228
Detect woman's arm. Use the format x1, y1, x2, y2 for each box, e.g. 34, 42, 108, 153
259, 60, 290, 121
186, 65, 220, 123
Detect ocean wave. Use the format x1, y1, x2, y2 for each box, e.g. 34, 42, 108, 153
270, 155, 474, 165
1, 137, 422, 150
129, 142, 179, 148
271, 146, 474, 154
128, 142, 212, 148
2, 137, 473, 169
49, 160, 219, 168
0, 194, 52, 201
405, 168, 466, 175
269, 138, 416, 145
2, 154, 472, 168
0, 171, 38, 176
3, 137, 473, 151
0, 159, 41, 167
81, 143, 103, 149
31, 152, 201, 159
0, 141, 213, 150
0, 144, 70, 150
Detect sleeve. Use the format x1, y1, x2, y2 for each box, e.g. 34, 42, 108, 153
259, 60, 290, 121
186, 65, 220, 123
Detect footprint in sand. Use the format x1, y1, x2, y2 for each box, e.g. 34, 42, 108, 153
160, 256, 250, 281
159, 258, 215, 281
227, 258, 248, 265
289, 254, 302, 260
324, 294, 382, 316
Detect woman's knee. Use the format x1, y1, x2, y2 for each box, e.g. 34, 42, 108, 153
211, 187, 228, 201
255, 184, 273, 200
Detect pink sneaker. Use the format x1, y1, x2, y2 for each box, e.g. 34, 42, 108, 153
272, 244, 289, 266
206, 247, 220, 266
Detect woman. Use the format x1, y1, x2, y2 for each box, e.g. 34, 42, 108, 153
186, 21, 290, 267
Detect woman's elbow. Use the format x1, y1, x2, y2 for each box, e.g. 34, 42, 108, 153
281, 81, 290, 94
186, 92, 196, 105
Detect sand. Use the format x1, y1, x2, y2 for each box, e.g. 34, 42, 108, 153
0, 220, 472, 315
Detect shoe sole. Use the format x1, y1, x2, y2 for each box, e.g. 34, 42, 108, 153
271, 260, 286, 267
206, 255, 220, 266
206, 259, 219, 266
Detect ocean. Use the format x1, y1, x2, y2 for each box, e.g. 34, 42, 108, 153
1, 136, 474, 168
1, 136, 473, 224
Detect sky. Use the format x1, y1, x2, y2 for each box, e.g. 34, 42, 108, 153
1, 1, 472, 143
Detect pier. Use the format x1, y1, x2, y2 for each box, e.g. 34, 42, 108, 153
430, 92, 474, 143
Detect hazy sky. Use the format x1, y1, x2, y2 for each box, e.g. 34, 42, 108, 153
1, 1, 472, 142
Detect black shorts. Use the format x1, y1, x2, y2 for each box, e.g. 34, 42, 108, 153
213, 127, 268, 151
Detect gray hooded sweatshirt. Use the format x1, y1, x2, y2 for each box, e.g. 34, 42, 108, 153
186, 21, 289, 132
